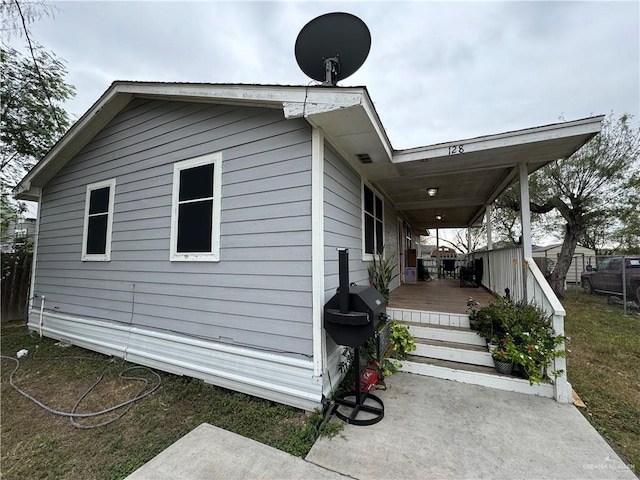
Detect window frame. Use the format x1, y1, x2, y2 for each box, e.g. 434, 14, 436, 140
361, 181, 385, 261
81, 178, 116, 262
170, 152, 223, 262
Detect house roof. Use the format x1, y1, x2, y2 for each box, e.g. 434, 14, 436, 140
16, 81, 603, 231
532, 243, 595, 253
532, 244, 563, 252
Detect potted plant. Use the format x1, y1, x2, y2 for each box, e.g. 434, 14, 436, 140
469, 297, 569, 384
512, 332, 568, 385
471, 298, 509, 349
368, 252, 399, 300
466, 297, 480, 329
490, 336, 517, 375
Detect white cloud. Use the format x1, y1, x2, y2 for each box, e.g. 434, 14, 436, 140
12, 0, 639, 149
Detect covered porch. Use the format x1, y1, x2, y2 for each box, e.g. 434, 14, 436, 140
388, 277, 495, 314
385, 244, 572, 401
365, 116, 604, 402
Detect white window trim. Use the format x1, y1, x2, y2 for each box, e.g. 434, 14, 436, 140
81, 178, 116, 262
170, 152, 223, 262
361, 180, 385, 261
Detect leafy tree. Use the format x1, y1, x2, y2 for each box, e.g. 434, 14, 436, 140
1, 44, 75, 184
0, 0, 74, 236
578, 172, 640, 254
497, 113, 640, 297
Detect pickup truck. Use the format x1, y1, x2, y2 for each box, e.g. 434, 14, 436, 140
581, 256, 640, 302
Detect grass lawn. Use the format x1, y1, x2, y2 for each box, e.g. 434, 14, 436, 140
3, 291, 638, 479
562, 288, 640, 474
0, 321, 338, 480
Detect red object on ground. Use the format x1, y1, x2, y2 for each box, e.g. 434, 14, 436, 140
352, 367, 380, 392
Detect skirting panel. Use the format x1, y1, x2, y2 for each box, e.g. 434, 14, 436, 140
28, 311, 324, 412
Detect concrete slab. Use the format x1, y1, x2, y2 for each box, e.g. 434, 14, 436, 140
125, 423, 347, 480
306, 373, 637, 480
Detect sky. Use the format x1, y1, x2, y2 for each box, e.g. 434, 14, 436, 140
8, 0, 640, 150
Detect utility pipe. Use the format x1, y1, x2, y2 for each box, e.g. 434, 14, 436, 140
39, 295, 45, 338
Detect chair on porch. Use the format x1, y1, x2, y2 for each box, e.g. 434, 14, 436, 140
442, 259, 457, 278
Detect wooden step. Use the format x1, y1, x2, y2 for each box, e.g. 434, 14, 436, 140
412, 338, 494, 367
398, 321, 486, 347
401, 356, 555, 398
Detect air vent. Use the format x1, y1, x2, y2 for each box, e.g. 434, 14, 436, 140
356, 153, 373, 164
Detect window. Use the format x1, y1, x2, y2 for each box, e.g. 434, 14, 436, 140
170, 152, 223, 261
609, 258, 623, 270
362, 183, 384, 257
82, 179, 116, 261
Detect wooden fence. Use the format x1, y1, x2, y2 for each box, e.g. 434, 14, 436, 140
1, 251, 32, 322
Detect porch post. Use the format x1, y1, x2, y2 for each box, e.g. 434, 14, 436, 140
485, 205, 493, 250
519, 162, 532, 302
436, 228, 440, 278
518, 162, 533, 259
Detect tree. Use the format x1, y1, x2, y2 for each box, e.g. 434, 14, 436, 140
1, 44, 75, 184
0, 0, 75, 234
498, 113, 640, 297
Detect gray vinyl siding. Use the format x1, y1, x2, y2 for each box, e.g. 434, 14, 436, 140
323, 146, 370, 300
34, 98, 314, 358
322, 145, 401, 299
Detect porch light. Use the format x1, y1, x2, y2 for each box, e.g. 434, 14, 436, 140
426, 187, 438, 197
435, 214, 443, 220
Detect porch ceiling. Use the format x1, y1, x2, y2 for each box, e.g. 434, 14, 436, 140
369, 116, 604, 232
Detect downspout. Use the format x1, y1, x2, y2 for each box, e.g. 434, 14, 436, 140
311, 127, 326, 377
39, 295, 45, 338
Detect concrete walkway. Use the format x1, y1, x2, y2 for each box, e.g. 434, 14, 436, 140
127, 372, 637, 480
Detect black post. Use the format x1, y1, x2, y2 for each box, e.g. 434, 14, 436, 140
338, 249, 349, 314
353, 346, 362, 406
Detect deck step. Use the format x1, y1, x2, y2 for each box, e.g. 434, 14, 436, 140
400, 356, 555, 398
399, 321, 486, 347
413, 338, 494, 367
387, 307, 470, 329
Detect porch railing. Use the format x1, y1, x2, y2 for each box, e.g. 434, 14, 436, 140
471, 247, 571, 403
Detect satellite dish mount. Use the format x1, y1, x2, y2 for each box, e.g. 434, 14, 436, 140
323, 56, 340, 86
295, 13, 371, 87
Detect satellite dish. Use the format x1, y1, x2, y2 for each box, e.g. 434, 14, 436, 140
295, 12, 371, 86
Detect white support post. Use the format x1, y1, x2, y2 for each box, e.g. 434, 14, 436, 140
519, 162, 532, 302
518, 162, 533, 259
485, 205, 493, 251
436, 228, 440, 278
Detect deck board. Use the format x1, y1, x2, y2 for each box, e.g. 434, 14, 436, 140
388, 278, 496, 314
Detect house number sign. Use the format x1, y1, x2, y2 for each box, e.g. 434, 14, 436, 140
448, 145, 465, 155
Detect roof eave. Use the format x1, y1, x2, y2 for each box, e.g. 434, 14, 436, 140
392, 115, 605, 164
15, 82, 389, 199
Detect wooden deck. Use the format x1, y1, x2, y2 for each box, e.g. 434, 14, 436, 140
388, 278, 497, 314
